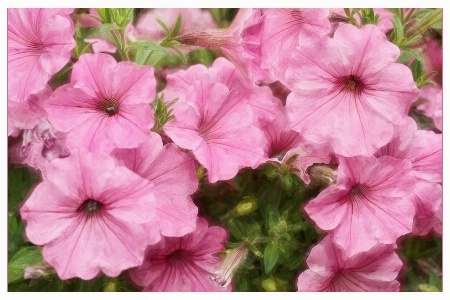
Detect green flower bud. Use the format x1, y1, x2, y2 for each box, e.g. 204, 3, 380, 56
235, 196, 258, 216
418, 284, 439, 292
261, 277, 277, 292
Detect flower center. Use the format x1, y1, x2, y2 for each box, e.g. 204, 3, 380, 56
166, 249, 188, 263
340, 75, 365, 95
97, 98, 119, 116
77, 199, 103, 217
349, 184, 368, 200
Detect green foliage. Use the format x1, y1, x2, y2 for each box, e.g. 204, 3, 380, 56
151, 94, 176, 133
8, 246, 43, 284
208, 8, 239, 27
196, 164, 321, 291
96, 8, 134, 29
399, 236, 442, 292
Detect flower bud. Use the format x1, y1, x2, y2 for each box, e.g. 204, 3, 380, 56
235, 196, 258, 216
308, 164, 337, 186
196, 166, 206, 180
261, 277, 277, 292
104, 279, 117, 292
418, 284, 439, 292
23, 262, 52, 280
261, 275, 288, 292
210, 244, 249, 287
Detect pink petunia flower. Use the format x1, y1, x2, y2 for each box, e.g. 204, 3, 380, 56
20, 149, 158, 280
285, 24, 419, 157
422, 39, 442, 85
8, 8, 75, 103
376, 118, 442, 183
261, 9, 331, 82
45, 53, 156, 153
376, 118, 442, 232
164, 79, 264, 183
261, 107, 303, 161
417, 86, 443, 131
129, 217, 230, 292
304, 155, 415, 256
413, 200, 442, 236
164, 57, 280, 128
297, 236, 402, 292
177, 9, 270, 83
8, 85, 51, 136
112, 134, 198, 238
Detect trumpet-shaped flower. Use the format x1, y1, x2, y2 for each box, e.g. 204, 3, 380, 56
304, 155, 415, 256
129, 217, 230, 292
46, 53, 156, 153
8, 8, 75, 103
20, 149, 158, 280
164, 79, 264, 183
112, 134, 198, 238
297, 236, 402, 292
285, 24, 419, 157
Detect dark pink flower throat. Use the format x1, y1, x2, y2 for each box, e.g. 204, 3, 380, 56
97, 98, 119, 116
77, 199, 103, 217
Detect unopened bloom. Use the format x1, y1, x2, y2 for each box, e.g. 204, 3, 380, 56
304, 155, 415, 256
17, 119, 70, 170
129, 218, 230, 292
8, 8, 75, 103
20, 149, 157, 280
210, 244, 249, 288
285, 24, 419, 157
297, 236, 402, 292
178, 9, 269, 83
46, 53, 156, 153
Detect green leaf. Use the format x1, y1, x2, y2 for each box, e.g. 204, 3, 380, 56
128, 41, 172, 54
391, 15, 404, 45
188, 48, 215, 66
156, 18, 170, 37
8, 213, 24, 254
171, 14, 183, 38
398, 49, 422, 64
227, 220, 245, 240
264, 243, 279, 274
96, 8, 111, 23
8, 246, 43, 284
87, 23, 119, 38
411, 59, 425, 82
8, 166, 38, 212
344, 8, 351, 17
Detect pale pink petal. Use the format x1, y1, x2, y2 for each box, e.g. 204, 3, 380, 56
297, 236, 402, 292
129, 217, 230, 292
8, 9, 75, 102
285, 24, 418, 157
305, 156, 415, 256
